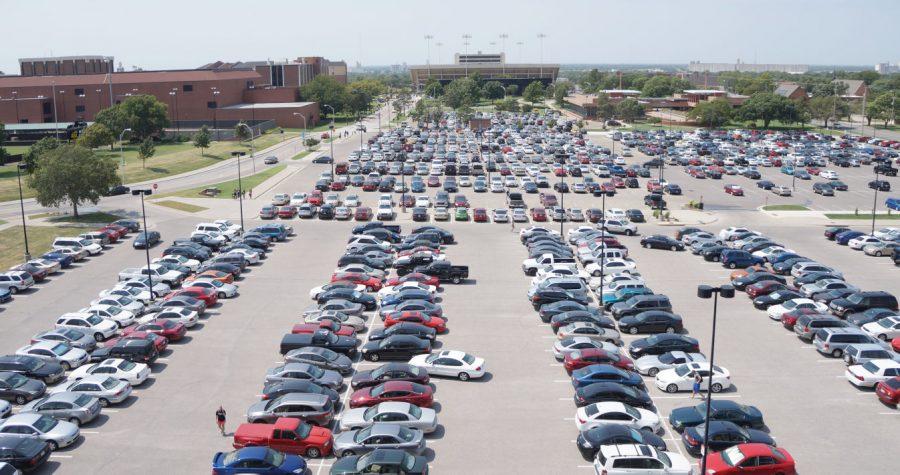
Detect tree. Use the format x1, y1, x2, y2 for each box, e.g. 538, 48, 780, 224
854, 70, 880, 85
138, 138, 155, 168
304, 138, 320, 148
23, 137, 61, 172
496, 98, 520, 112
641, 75, 691, 97
580, 69, 603, 93
0, 123, 8, 165
76, 123, 115, 150
688, 99, 733, 127
193, 125, 211, 155
793, 99, 812, 128
27, 144, 120, 217
94, 105, 129, 139
867, 92, 896, 126
738, 92, 795, 128
807, 96, 850, 128
423, 77, 443, 98
345, 82, 375, 117
482, 81, 505, 103
410, 99, 427, 119
443, 78, 478, 110
523, 81, 545, 105
119, 95, 170, 140
505, 84, 519, 97
595, 93, 616, 122
552, 82, 572, 106
300, 76, 348, 118
615, 98, 645, 123
234, 122, 252, 141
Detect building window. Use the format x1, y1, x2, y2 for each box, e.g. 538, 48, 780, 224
74, 88, 85, 96
207, 101, 217, 109
247, 80, 254, 89
75, 105, 85, 112
43, 102, 52, 114
183, 84, 193, 92
19, 119, 28, 124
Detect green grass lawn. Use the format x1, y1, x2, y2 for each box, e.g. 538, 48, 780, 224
825, 213, 900, 220
0, 225, 86, 269
291, 149, 317, 160
164, 164, 286, 199
45, 212, 123, 223
762, 204, 811, 211
153, 200, 208, 213
0, 129, 287, 203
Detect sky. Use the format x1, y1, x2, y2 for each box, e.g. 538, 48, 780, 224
3, 0, 898, 74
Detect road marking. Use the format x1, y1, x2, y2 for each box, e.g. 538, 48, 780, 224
156, 358, 170, 362
50, 455, 74, 459
80, 430, 100, 434
559, 397, 573, 401
878, 412, 900, 415
563, 417, 576, 421
653, 394, 742, 400
103, 409, 119, 413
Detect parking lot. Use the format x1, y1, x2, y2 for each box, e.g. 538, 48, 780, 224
1, 112, 898, 474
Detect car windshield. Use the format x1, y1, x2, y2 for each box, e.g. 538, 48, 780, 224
261, 449, 284, 468
462, 353, 476, 365
425, 354, 439, 364
50, 343, 70, 356
101, 377, 120, 390
354, 426, 373, 442
876, 317, 894, 327
107, 306, 121, 315
117, 360, 136, 371
307, 365, 324, 378
73, 394, 93, 407
720, 445, 745, 466
5, 373, 28, 388
86, 315, 104, 325
33, 415, 58, 432
397, 426, 415, 441
675, 364, 693, 377
847, 294, 864, 304
862, 362, 880, 374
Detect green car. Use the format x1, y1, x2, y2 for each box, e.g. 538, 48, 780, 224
455, 207, 469, 221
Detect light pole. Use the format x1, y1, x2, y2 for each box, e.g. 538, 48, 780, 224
401, 152, 408, 213
118, 128, 132, 184
292, 113, 308, 151
51, 83, 60, 139
462, 34, 472, 77
697, 284, 735, 475
132, 189, 155, 302
871, 169, 880, 235
169, 88, 180, 135
599, 190, 607, 305
11, 91, 19, 123
232, 151, 246, 231
499, 33, 508, 75
15, 163, 30, 262
537, 33, 547, 81
237, 123, 256, 173
329, 124, 335, 178
558, 160, 566, 235
211, 88, 221, 140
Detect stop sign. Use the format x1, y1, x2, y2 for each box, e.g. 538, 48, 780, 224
152, 183, 158, 190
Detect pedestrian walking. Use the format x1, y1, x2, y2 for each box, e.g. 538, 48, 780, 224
215, 406, 227, 435
691, 372, 703, 399
248, 189, 253, 199
510, 220, 516, 232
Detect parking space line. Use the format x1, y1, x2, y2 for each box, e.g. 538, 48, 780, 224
50, 455, 74, 459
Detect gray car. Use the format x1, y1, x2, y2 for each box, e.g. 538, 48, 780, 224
20, 392, 101, 427
264, 363, 343, 390
31, 329, 97, 352
843, 344, 898, 365
283, 347, 354, 375
0, 372, 46, 405
246, 393, 334, 426
634, 351, 707, 377
317, 299, 366, 316
338, 402, 438, 434
0, 413, 80, 450
51, 375, 132, 407
332, 423, 426, 458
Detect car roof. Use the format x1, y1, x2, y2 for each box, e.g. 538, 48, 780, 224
599, 443, 657, 459
278, 392, 329, 404
44, 391, 82, 403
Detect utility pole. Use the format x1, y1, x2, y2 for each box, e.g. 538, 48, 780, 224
462, 34, 472, 77
537, 33, 547, 81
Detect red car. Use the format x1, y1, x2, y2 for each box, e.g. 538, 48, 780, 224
124, 319, 187, 342
348, 381, 434, 408
611, 177, 625, 188
232, 417, 333, 458
599, 183, 617, 195
875, 376, 900, 405
563, 348, 634, 374
539, 193, 558, 207
426, 176, 440, 187
473, 208, 488, 222
384, 273, 440, 288
806, 166, 820, 175
96, 229, 120, 243
331, 181, 346, 191
704, 443, 796, 475
100, 224, 128, 239
105, 331, 168, 353
780, 308, 821, 330
453, 196, 469, 208
277, 206, 297, 218
168, 287, 218, 306
724, 184, 744, 196
384, 311, 447, 333
553, 167, 567, 177
354, 207, 372, 221
292, 322, 356, 337
335, 162, 348, 174
746, 280, 787, 298
362, 181, 378, 191
646, 181, 660, 192
397, 247, 440, 258
401, 195, 415, 208
531, 207, 547, 222
892, 337, 900, 353
307, 191, 324, 206
331, 272, 382, 291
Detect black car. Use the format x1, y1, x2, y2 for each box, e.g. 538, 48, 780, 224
0, 436, 52, 472
617, 311, 683, 335
757, 180, 775, 190
794, 271, 843, 287
329, 449, 429, 475
368, 322, 437, 342
553, 182, 570, 193
410, 226, 454, 244
576, 425, 667, 460
550, 310, 616, 331
360, 335, 431, 362
752, 290, 803, 309
113, 219, 140, 232
283, 346, 353, 375
700, 245, 728, 262
279, 330, 359, 356
742, 169, 761, 179
133, 231, 161, 249
868, 180, 891, 191
812, 288, 856, 305
531, 288, 590, 309
312, 156, 333, 164
640, 235, 684, 251
772, 257, 814, 275
846, 307, 899, 327
317, 289, 377, 311
163, 246, 210, 262
625, 209, 645, 222
539, 301, 600, 323
337, 254, 390, 271
682, 421, 775, 456
106, 185, 131, 196
350, 363, 430, 390
0, 371, 47, 404
0, 356, 65, 385
318, 204, 335, 220
197, 262, 242, 278
260, 380, 340, 404
669, 400, 765, 432
145, 295, 207, 315
628, 334, 700, 358
574, 382, 653, 409
411, 207, 428, 221
732, 272, 786, 291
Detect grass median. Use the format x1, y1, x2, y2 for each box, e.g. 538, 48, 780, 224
162, 164, 286, 200
153, 200, 209, 213
0, 225, 86, 269
825, 213, 900, 220
762, 204, 810, 211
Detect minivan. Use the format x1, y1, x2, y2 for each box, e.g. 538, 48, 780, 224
843, 344, 897, 365
721, 250, 763, 269
794, 314, 847, 340
0, 271, 35, 294
830, 291, 899, 317
53, 237, 102, 256
813, 328, 880, 358
610, 295, 672, 320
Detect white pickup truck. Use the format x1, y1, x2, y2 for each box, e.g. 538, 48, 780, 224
521, 253, 577, 276
118, 264, 184, 286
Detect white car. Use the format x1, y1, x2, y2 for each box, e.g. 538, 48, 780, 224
68, 358, 151, 386
489, 181, 505, 193
820, 170, 839, 179
767, 298, 828, 320
601, 273, 645, 287
585, 258, 636, 277
845, 359, 900, 388
55, 312, 119, 341
309, 283, 366, 300
289, 193, 308, 206
223, 248, 260, 264
189, 230, 227, 246
138, 308, 200, 328
80, 305, 136, 328
600, 219, 637, 236
861, 316, 900, 341
153, 255, 200, 273
414, 196, 431, 208
91, 292, 146, 315
376, 205, 395, 221
492, 209, 510, 223
304, 311, 367, 332
183, 278, 238, 298
593, 444, 692, 475
50, 375, 133, 406
634, 351, 707, 377
567, 226, 598, 243
408, 350, 485, 381
334, 264, 387, 279
214, 219, 243, 236
345, 195, 361, 207
533, 265, 590, 285
848, 235, 881, 250
556, 322, 621, 345
605, 209, 627, 220
347, 235, 392, 251
574, 402, 661, 433
655, 362, 732, 393
718, 227, 754, 241
873, 227, 899, 240
16, 341, 89, 371
0, 414, 81, 450
751, 246, 794, 262
324, 193, 341, 206
378, 282, 436, 299
119, 279, 171, 298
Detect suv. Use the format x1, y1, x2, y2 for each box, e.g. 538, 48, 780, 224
103, 339, 159, 364
0, 271, 35, 294
721, 250, 763, 269
843, 343, 897, 365
813, 327, 880, 358
610, 295, 672, 320
830, 291, 899, 317
593, 444, 690, 475
794, 314, 847, 340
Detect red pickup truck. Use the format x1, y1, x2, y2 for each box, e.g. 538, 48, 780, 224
232, 417, 333, 458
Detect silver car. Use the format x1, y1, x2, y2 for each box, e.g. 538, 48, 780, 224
264, 363, 343, 390
634, 351, 707, 376
339, 402, 438, 433
332, 423, 426, 457
20, 392, 101, 427
51, 375, 132, 407
16, 342, 89, 371
556, 322, 621, 345
553, 337, 619, 361
304, 311, 367, 332
31, 329, 97, 352
246, 393, 334, 426
0, 413, 80, 450
283, 347, 354, 375
315, 299, 365, 316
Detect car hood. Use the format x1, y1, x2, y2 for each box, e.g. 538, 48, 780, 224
44, 420, 80, 439
329, 456, 364, 474
246, 400, 271, 417
669, 406, 703, 426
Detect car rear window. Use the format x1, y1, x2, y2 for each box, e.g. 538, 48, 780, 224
814, 329, 829, 341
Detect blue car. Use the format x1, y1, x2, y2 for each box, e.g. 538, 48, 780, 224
212, 447, 306, 475
523, 182, 538, 193
794, 170, 811, 180
721, 250, 763, 269
380, 289, 433, 307
252, 225, 288, 241
780, 165, 794, 175
410, 182, 425, 193
756, 180, 775, 190
571, 364, 644, 389
0, 287, 11, 303
769, 252, 802, 265
601, 287, 653, 308
664, 184, 682, 195
835, 230, 865, 245
41, 251, 74, 268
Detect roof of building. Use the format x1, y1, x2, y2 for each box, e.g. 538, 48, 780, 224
219, 102, 314, 110
683, 89, 726, 94
774, 83, 804, 97
0, 69, 261, 88
833, 79, 866, 94
20, 55, 113, 63
409, 63, 559, 70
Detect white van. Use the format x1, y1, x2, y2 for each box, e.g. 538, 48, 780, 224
53, 237, 103, 256
195, 222, 237, 240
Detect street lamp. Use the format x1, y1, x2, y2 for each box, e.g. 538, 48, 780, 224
231, 151, 246, 231
871, 168, 881, 235
558, 161, 566, 235
15, 163, 30, 261
11, 91, 19, 123
169, 88, 180, 135
237, 123, 256, 174
118, 128, 132, 184
292, 113, 308, 151
697, 284, 736, 475
211, 88, 221, 140
132, 189, 155, 302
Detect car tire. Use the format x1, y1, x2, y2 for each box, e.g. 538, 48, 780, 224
876, 251, 882, 257
61, 362, 71, 371
647, 368, 659, 377
69, 417, 81, 426
366, 353, 380, 362
306, 447, 321, 458
342, 450, 353, 457
711, 383, 723, 393
15, 395, 26, 405
729, 263, 737, 269
644, 243, 651, 249
879, 334, 889, 341
831, 349, 842, 358
593, 270, 602, 277
458, 372, 470, 381
670, 246, 677, 251
48, 441, 58, 451
94, 333, 105, 342
218, 292, 226, 299
629, 327, 638, 335
99, 398, 110, 408
9, 287, 18, 294
666, 384, 679, 393
625, 230, 634, 236
452, 276, 461, 284
665, 327, 675, 334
